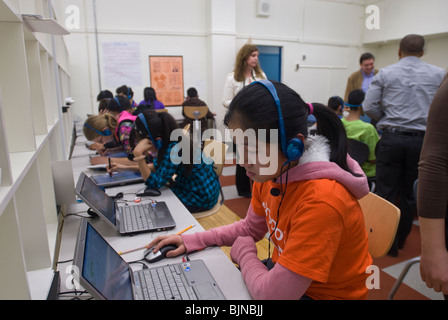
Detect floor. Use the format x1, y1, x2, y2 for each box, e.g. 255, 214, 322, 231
199, 153, 445, 300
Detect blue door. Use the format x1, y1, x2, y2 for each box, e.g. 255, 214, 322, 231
258, 45, 282, 82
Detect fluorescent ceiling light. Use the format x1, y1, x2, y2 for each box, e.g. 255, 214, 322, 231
22, 14, 70, 36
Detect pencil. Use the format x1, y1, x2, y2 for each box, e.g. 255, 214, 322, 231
176, 223, 195, 235
118, 224, 195, 255
108, 157, 112, 177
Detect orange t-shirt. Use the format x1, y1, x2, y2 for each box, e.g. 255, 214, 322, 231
251, 178, 373, 300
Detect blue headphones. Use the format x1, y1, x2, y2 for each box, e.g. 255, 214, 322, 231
332, 96, 345, 112
252, 80, 304, 164
114, 96, 121, 107
137, 113, 163, 150
83, 122, 112, 136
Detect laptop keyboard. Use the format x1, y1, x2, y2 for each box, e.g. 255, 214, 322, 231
121, 204, 154, 231
135, 264, 198, 300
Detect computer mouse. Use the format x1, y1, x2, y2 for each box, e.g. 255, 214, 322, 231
143, 244, 177, 263
136, 187, 161, 197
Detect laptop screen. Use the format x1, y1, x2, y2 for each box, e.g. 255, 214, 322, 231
79, 174, 116, 225
82, 222, 134, 300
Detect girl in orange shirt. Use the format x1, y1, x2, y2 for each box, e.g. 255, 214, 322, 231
148, 80, 372, 300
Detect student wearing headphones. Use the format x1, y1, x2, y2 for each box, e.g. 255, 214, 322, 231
327, 95, 345, 118
116, 85, 138, 110
148, 80, 372, 300
83, 95, 137, 167
130, 110, 220, 213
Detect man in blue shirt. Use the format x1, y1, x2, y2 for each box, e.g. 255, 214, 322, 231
363, 34, 446, 256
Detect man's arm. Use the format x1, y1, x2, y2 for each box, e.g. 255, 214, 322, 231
363, 72, 385, 122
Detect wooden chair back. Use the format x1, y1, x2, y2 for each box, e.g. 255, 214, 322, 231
203, 139, 228, 177
358, 192, 401, 258
183, 105, 209, 119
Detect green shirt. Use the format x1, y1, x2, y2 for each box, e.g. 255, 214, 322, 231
342, 118, 380, 178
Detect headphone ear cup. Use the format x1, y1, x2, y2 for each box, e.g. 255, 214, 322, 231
285, 138, 304, 162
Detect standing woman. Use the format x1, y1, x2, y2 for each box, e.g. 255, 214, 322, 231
222, 43, 267, 198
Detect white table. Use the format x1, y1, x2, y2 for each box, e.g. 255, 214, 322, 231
56, 124, 251, 300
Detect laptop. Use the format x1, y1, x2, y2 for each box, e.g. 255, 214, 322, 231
73, 219, 226, 300
75, 172, 176, 234
91, 170, 143, 188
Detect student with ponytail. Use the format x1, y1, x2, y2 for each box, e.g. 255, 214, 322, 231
128, 110, 220, 213
146, 80, 372, 300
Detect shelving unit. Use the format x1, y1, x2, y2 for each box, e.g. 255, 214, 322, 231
0, 0, 72, 299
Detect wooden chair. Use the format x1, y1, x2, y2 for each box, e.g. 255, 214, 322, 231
191, 139, 228, 219
358, 192, 401, 258
183, 105, 209, 120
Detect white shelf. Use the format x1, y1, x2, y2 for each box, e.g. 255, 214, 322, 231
0, 0, 72, 300
28, 268, 54, 300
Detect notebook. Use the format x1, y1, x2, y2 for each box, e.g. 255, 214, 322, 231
73, 219, 226, 300
91, 170, 143, 188
75, 172, 175, 234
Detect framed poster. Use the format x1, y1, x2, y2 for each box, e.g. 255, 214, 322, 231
149, 56, 184, 106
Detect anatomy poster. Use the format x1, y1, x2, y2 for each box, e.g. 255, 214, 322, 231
149, 56, 184, 106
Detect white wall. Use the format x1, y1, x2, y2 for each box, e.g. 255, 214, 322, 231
362, 0, 448, 74
59, 0, 448, 128
362, 0, 448, 44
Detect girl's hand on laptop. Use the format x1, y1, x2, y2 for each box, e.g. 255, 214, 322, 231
147, 235, 186, 258
90, 156, 108, 165
107, 162, 136, 173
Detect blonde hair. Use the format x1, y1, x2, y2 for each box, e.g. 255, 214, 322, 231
233, 44, 265, 82
83, 114, 117, 140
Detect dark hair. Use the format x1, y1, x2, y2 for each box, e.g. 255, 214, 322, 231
359, 52, 375, 64
224, 81, 359, 176
328, 96, 344, 113
96, 90, 113, 101
107, 95, 131, 113
400, 34, 425, 56
130, 110, 194, 171
98, 98, 111, 113
143, 87, 157, 103
348, 89, 365, 110
116, 85, 133, 98
186, 87, 198, 98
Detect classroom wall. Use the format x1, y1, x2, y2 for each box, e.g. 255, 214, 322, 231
361, 0, 448, 72
59, 0, 448, 136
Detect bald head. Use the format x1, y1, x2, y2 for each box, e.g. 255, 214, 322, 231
399, 34, 425, 57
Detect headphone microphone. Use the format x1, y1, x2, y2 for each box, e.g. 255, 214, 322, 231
270, 188, 281, 197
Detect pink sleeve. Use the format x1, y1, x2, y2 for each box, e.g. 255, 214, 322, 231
181, 204, 267, 252
230, 236, 312, 300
